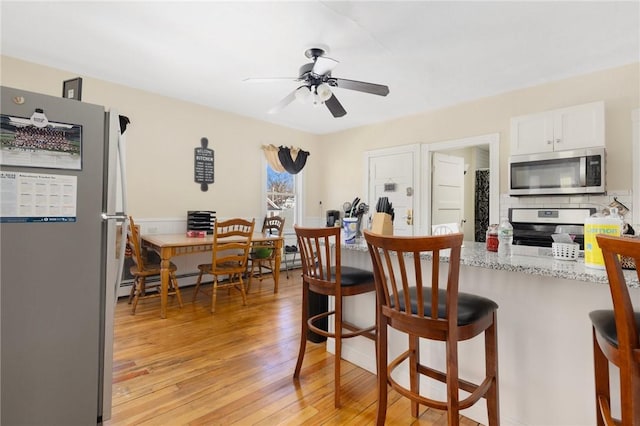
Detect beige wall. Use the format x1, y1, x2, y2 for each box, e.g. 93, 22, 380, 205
317, 63, 639, 214
2, 56, 638, 224
0, 56, 321, 220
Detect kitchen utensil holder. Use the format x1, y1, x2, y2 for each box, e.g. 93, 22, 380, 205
371, 213, 393, 236
552, 242, 579, 261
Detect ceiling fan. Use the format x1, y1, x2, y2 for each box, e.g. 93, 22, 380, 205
245, 47, 390, 118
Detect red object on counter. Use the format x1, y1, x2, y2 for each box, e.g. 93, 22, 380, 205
186, 230, 207, 237
486, 233, 499, 252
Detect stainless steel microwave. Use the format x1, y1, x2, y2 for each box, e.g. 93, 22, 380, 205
509, 147, 605, 196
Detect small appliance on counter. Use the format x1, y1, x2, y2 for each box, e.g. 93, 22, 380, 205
326, 210, 340, 227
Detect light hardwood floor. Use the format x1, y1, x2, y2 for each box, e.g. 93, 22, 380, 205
107, 272, 482, 425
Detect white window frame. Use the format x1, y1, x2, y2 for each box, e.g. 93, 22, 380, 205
261, 157, 303, 235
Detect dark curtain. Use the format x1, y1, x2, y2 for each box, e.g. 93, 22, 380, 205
474, 169, 490, 242
278, 146, 309, 174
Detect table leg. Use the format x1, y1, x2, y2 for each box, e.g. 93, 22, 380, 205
273, 239, 282, 293
160, 248, 170, 319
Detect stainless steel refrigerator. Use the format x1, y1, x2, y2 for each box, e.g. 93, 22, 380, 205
0, 86, 127, 424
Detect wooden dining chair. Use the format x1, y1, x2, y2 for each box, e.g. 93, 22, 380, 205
193, 218, 255, 313
127, 216, 183, 314
293, 225, 376, 408
364, 230, 500, 425
589, 234, 640, 425
247, 215, 285, 293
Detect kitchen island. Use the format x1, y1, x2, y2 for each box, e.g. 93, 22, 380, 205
331, 240, 639, 425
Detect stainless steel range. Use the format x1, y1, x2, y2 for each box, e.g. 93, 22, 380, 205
509, 207, 596, 250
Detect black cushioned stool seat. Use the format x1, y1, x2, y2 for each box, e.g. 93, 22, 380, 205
331, 266, 374, 286
397, 287, 498, 326
589, 310, 640, 348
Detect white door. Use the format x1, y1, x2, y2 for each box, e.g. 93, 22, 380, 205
431, 152, 464, 230
368, 150, 415, 236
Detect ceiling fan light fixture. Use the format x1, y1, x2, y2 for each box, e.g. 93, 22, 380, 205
316, 83, 332, 102
294, 86, 311, 103
312, 92, 323, 107
251, 47, 389, 117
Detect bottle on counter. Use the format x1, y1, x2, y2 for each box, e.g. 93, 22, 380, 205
486, 224, 499, 252
497, 218, 513, 257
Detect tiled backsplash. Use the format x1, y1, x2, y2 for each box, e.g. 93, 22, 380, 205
499, 189, 634, 226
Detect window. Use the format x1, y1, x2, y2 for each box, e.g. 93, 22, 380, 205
264, 163, 302, 238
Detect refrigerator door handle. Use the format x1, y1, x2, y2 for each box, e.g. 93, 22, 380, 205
101, 213, 128, 221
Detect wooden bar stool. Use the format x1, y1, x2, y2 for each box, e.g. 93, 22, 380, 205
293, 225, 376, 408
364, 230, 499, 425
589, 234, 640, 425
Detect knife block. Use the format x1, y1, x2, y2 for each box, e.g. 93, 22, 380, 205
371, 213, 393, 235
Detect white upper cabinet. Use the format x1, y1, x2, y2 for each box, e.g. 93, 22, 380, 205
510, 101, 605, 156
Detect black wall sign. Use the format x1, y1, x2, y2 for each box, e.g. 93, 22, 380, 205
194, 137, 214, 191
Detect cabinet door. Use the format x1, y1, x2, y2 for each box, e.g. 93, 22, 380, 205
553, 101, 605, 151
510, 111, 554, 155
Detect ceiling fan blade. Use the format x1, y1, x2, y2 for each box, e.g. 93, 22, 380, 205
332, 78, 390, 96
268, 89, 297, 114
325, 94, 347, 118
243, 77, 299, 83
312, 56, 338, 76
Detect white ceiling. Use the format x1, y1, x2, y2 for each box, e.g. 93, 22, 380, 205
1, 1, 638, 135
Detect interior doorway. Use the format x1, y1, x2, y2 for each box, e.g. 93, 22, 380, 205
431, 152, 465, 231
421, 133, 499, 239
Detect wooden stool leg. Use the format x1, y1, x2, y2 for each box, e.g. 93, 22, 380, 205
593, 328, 610, 426
446, 337, 460, 426
486, 312, 500, 426
620, 365, 638, 425
409, 335, 420, 417
376, 315, 389, 426
334, 294, 343, 408
294, 282, 310, 379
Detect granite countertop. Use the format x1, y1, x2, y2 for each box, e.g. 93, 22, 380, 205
342, 238, 639, 288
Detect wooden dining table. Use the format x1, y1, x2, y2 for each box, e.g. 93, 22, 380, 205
141, 232, 284, 318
